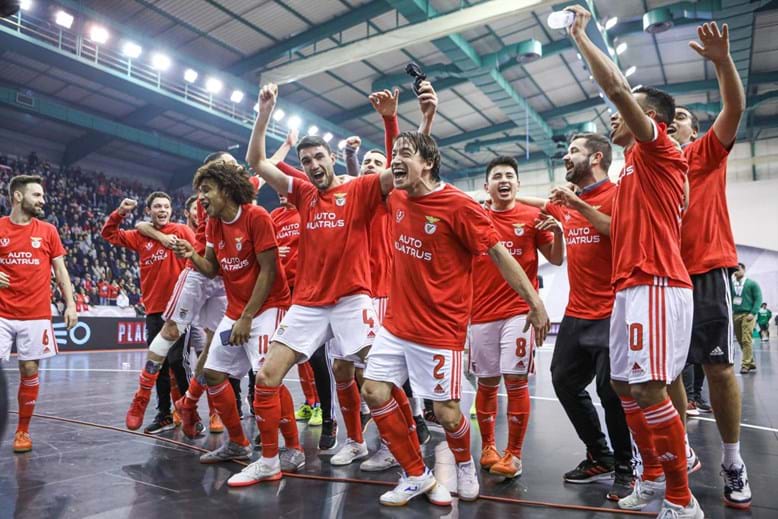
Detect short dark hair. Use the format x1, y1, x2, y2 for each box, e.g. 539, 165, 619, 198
296, 136, 332, 156
570, 133, 613, 171
185, 195, 198, 212
203, 151, 231, 164
393, 131, 441, 181
485, 156, 518, 182
193, 160, 255, 205
676, 105, 699, 132
738, 262, 746, 270
8, 175, 42, 201
145, 191, 172, 209
364, 148, 386, 158
633, 86, 676, 126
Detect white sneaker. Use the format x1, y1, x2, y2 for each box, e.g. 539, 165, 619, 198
657, 496, 704, 518
330, 439, 369, 466
456, 458, 480, 501
360, 443, 399, 472
426, 481, 452, 506
687, 447, 702, 474
227, 457, 282, 487
379, 468, 438, 506
722, 463, 752, 509
618, 477, 666, 510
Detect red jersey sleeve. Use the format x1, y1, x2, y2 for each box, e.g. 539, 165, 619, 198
451, 198, 500, 255
249, 207, 278, 254
544, 201, 563, 221
636, 121, 688, 175
249, 175, 261, 191
383, 115, 400, 158
205, 217, 215, 247
48, 225, 66, 259
686, 130, 729, 176
176, 223, 196, 244
354, 173, 384, 211
101, 211, 141, 251
278, 162, 310, 183
287, 176, 317, 210
535, 226, 554, 248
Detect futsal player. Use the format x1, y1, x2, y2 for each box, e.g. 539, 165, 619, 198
0, 175, 77, 453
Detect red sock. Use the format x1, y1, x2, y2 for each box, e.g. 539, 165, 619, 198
645, 399, 691, 506
335, 379, 363, 443
207, 380, 248, 446
506, 380, 530, 457
620, 396, 664, 481
137, 362, 161, 398
169, 369, 182, 403
445, 414, 472, 464
206, 392, 217, 416
391, 384, 421, 454
278, 384, 301, 450
17, 375, 39, 433
297, 362, 319, 406
476, 382, 498, 447
185, 376, 205, 404
371, 398, 426, 476
254, 385, 281, 458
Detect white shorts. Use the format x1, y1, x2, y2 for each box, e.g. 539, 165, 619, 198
0, 318, 57, 362
468, 315, 535, 377
364, 328, 463, 401
163, 268, 227, 332
272, 294, 377, 363
610, 285, 693, 384
373, 297, 388, 324
204, 308, 285, 378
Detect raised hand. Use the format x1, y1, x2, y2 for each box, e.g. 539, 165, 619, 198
118, 198, 138, 216
565, 5, 592, 40
285, 127, 299, 147
346, 136, 361, 150
368, 88, 399, 117
689, 22, 730, 64
417, 80, 438, 120
259, 83, 278, 115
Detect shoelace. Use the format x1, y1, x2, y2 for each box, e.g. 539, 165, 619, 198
656, 506, 680, 519
722, 466, 745, 491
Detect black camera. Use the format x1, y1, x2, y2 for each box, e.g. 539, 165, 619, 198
405, 62, 427, 96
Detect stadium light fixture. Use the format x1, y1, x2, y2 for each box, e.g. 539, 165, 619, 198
151, 53, 171, 72
20, 0, 32, 10
89, 25, 109, 44
323, 132, 333, 143
287, 115, 302, 130
625, 66, 637, 77
205, 77, 223, 94
184, 68, 198, 83
230, 90, 244, 103
122, 41, 142, 59
337, 139, 347, 150
605, 17, 618, 31
253, 103, 259, 112
608, 47, 615, 57
616, 42, 628, 55
55, 10, 74, 29
272, 108, 285, 122
307, 125, 319, 136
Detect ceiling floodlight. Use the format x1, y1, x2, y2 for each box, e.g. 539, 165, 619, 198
151, 53, 171, 71
323, 132, 333, 143
122, 41, 142, 59
55, 10, 74, 29
230, 90, 244, 103
184, 68, 198, 83
89, 25, 109, 44
205, 77, 223, 94
605, 17, 618, 31
272, 108, 285, 122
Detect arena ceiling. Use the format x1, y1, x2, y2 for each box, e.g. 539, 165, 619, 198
1, 0, 777, 188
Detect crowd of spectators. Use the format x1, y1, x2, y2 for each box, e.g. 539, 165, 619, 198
0, 151, 189, 316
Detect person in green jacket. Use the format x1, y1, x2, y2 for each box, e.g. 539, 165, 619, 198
757, 303, 772, 342
731, 263, 763, 373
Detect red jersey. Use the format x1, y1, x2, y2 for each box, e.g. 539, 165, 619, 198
206, 204, 290, 320
368, 205, 393, 299
287, 174, 383, 306
0, 217, 65, 320
98, 281, 110, 298
101, 212, 195, 314
611, 121, 692, 291
681, 131, 737, 274
384, 184, 500, 350
471, 204, 552, 323
545, 180, 616, 319
270, 205, 300, 289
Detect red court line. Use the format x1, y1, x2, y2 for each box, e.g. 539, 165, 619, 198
11, 411, 654, 516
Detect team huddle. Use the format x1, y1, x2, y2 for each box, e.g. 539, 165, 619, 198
2, 7, 753, 518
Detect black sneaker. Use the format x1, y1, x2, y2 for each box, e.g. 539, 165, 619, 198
360, 412, 372, 433
414, 415, 431, 445
423, 408, 442, 430
563, 453, 615, 483
144, 413, 176, 434
607, 464, 635, 501
694, 397, 712, 413
253, 432, 262, 450
319, 419, 338, 451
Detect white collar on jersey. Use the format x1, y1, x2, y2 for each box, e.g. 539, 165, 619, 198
223, 205, 242, 225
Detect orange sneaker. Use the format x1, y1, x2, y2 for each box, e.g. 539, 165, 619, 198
489, 452, 522, 478
209, 413, 224, 434
479, 444, 502, 470
126, 390, 150, 430
173, 409, 182, 427
13, 431, 32, 453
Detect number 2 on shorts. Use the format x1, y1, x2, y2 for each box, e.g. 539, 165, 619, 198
432, 354, 445, 379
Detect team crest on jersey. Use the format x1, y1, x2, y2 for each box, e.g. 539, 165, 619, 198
145, 241, 154, 250
424, 216, 440, 235
334, 193, 347, 207
235, 236, 244, 251
218, 240, 225, 250
564, 212, 572, 221
0, 238, 8, 247
395, 210, 404, 223
30, 237, 42, 249
513, 224, 525, 236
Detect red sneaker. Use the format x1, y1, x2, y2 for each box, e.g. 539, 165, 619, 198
175, 396, 203, 439
126, 390, 150, 430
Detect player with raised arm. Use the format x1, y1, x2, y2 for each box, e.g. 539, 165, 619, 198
171, 160, 302, 474
360, 82, 550, 507
567, 6, 701, 518
471, 155, 563, 479
670, 21, 751, 509
102, 192, 195, 434
0, 175, 77, 453
228, 83, 394, 486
